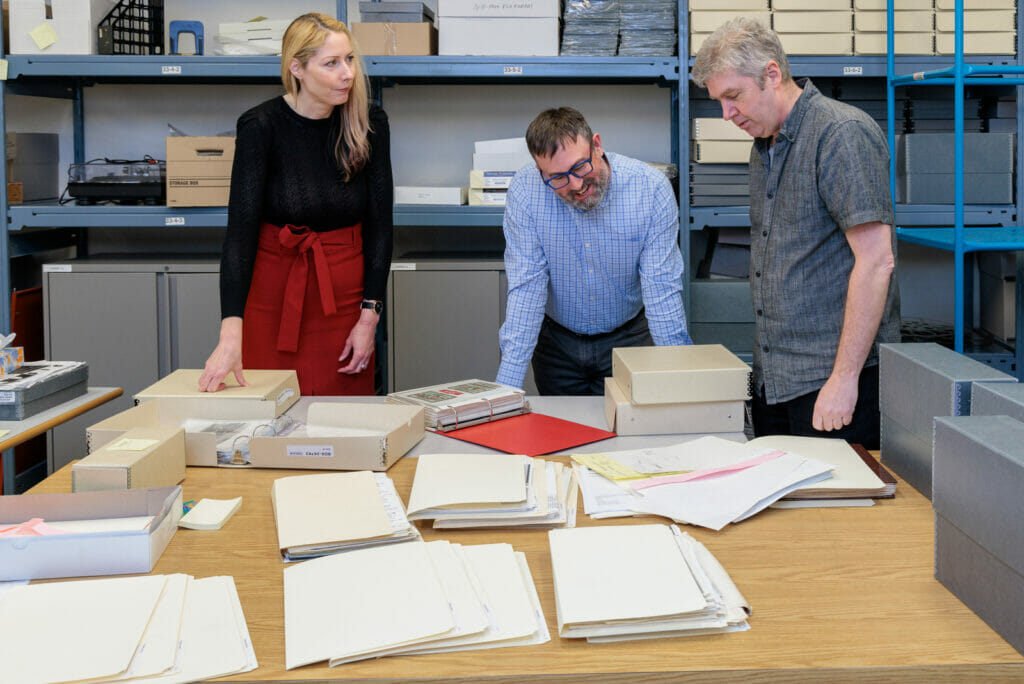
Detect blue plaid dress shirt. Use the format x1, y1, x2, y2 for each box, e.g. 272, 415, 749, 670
496, 151, 691, 388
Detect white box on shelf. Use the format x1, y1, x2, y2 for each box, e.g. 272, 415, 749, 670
472, 151, 534, 171
395, 186, 468, 205
8, 0, 107, 54
437, 0, 560, 17
439, 17, 559, 56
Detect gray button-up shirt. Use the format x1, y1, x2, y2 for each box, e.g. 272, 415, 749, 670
749, 78, 901, 404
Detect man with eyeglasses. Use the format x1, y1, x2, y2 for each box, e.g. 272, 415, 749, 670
496, 106, 692, 395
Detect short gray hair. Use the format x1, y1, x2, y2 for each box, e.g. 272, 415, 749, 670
692, 17, 791, 89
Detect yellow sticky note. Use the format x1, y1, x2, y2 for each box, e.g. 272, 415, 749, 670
29, 23, 58, 50
0, 60, 8, 81
110, 437, 160, 451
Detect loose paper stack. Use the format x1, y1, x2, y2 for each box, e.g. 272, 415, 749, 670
387, 378, 529, 432
283, 540, 548, 669
549, 524, 750, 641
619, 0, 677, 56
573, 435, 836, 530
605, 344, 749, 437
406, 452, 577, 529
561, 0, 619, 55
0, 574, 256, 683
271, 471, 418, 561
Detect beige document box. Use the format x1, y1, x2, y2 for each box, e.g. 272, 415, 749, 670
778, 33, 854, 55
855, 0, 933, 8
89, 400, 425, 471
603, 377, 744, 435
688, 11, 770, 33
72, 426, 186, 492
772, 0, 850, 9
134, 369, 300, 417
691, 117, 750, 141
692, 140, 753, 164
935, 31, 1016, 53
854, 11, 936, 32
773, 11, 853, 33
611, 344, 751, 405
165, 136, 235, 207
687, 0, 768, 9
936, 9, 1016, 31
855, 32, 935, 55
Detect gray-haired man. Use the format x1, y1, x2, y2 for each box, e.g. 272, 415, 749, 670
693, 18, 900, 449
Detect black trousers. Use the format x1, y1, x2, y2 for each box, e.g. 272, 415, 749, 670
531, 310, 653, 396
751, 364, 881, 450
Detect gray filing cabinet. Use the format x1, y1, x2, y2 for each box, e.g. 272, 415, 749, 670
387, 258, 537, 394
42, 258, 221, 471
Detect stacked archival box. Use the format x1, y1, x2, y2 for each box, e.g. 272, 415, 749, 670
935, 0, 1017, 55
688, 0, 769, 56
878, 342, 1015, 499
469, 138, 532, 207
437, 0, 559, 56
895, 132, 1014, 204
604, 344, 749, 437
932, 415, 1024, 655
772, 0, 853, 56
853, 0, 935, 56
691, 118, 750, 205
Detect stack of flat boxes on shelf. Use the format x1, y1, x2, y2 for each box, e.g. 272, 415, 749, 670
878, 342, 1015, 499
854, 0, 935, 56
688, 0, 770, 56
978, 252, 1017, 341
773, 0, 854, 56
935, 0, 1017, 55
895, 130, 1014, 203
689, 119, 751, 206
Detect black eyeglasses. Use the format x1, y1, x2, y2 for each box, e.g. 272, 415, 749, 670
541, 157, 594, 189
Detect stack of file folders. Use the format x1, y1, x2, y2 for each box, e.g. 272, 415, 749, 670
605, 344, 750, 437
549, 524, 750, 641
561, 0, 619, 55
271, 471, 419, 561
284, 540, 548, 668
618, 0, 677, 56
406, 452, 577, 529
0, 574, 257, 683
573, 434, 895, 530
387, 378, 529, 432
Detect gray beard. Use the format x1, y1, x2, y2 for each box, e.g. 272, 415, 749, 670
561, 176, 608, 211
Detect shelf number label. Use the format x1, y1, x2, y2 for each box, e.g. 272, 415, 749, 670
165, 216, 186, 226
503, 65, 523, 75
842, 65, 863, 75
162, 65, 182, 75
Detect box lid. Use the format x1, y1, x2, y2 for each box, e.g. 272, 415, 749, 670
612, 344, 752, 404
135, 369, 299, 416
438, 0, 560, 17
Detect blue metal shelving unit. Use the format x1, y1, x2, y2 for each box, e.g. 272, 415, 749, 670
886, 0, 1024, 375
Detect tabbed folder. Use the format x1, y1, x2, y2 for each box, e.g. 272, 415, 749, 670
386, 378, 529, 432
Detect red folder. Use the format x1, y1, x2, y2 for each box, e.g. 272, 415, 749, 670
441, 412, 616, 457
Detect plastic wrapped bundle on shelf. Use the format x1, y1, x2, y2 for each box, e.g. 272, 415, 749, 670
619, 0, 676, 56
561, 0, 620, 56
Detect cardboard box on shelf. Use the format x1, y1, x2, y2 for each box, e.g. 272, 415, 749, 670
0, 485, 182, 581
165, 136, 235, 207
350, 22, 437, 56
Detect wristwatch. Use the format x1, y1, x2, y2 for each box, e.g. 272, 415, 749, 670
361, 299, 383, 315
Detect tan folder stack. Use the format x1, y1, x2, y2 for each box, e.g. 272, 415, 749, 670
283, 540, 549, 669
548, 524, 750, 641
406, 452, 578, 529
605, 344, 750, 436
0, 574, 256, 683
271, 470, 418, 561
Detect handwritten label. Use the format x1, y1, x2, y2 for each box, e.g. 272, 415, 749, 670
161, 65, 183, 75
277, 388, 294, 405
503, 65, 523, 75
842, 65, 863, 75
43, 264, 72, 272
286, 445, 334, 459
0, 392, 15, 404
165, 216, 185, 226
390, 263, 416, 270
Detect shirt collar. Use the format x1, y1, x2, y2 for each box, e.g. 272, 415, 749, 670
774, 77, 817, 144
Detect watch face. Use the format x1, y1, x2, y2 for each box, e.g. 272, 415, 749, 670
363, 300, 382, 314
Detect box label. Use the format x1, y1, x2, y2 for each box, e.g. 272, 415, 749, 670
277, 389, 294, 406
286, 445, 334, 459
43, 264, 72, 272
391, 263, 416, 271
0, 391, 14, 404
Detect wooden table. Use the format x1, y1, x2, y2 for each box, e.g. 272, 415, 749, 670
1, 386, 122, 494
30, 450, 1024, 681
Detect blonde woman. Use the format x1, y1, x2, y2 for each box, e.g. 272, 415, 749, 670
199, 12, 392, 395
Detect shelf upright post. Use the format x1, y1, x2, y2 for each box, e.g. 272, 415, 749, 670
0, 14, 9, 334
678, 0, 689, 317
952, 0, 966, 353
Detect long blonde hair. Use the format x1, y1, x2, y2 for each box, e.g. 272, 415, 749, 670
281, 13, 371, 180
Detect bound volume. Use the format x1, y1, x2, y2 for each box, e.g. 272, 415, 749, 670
386, 379, 529, 432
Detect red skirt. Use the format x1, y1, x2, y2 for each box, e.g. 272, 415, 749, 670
242, 222, 373, 396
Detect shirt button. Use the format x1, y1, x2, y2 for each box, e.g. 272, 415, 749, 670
585, 242, 590, 247
763, 345, 769, 352
767, 191, 774, 199
590, 297, 595, 301
757, 309, 763, 316
588, 268, 593, 274
762, 231, 768, 237
755, 271, 761, 277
